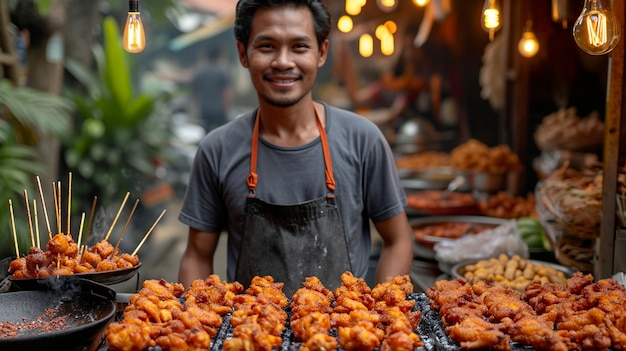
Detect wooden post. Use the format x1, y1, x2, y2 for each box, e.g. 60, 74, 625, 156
597, 0, 624, 278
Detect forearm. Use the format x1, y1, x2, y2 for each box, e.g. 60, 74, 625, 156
178, 253, 214, 288
375, 238, 412, 284
373, 213, 413, 283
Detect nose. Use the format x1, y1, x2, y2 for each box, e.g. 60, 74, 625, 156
271, 48, 295, 69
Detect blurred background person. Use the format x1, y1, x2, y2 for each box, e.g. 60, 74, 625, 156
190, 47, 232, 133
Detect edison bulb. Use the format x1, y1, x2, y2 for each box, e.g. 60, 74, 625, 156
572, 0, 620, 55
481, 0, 501, 41
123, 11, 146, 53
518, 31, 540, 58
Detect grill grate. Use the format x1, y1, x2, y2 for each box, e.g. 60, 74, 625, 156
98, 293, 565, 351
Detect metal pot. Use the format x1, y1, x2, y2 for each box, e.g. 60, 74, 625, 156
0, 277, 116, 351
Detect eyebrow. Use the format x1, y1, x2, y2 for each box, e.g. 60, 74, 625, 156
252, 34, 314, 43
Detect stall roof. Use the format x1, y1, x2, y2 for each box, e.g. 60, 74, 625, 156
170, 0, 237, 51
180, 0, 236, 16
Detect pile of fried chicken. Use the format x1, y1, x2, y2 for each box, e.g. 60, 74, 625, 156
426, 272, 626, 351
105, 272, 423, 351
9, 233, 139, 278
107, 276, 243, 351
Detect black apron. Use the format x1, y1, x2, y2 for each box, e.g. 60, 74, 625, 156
235, 105, 352, 296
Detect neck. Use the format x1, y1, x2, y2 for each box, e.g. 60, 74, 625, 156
257, 101, 323, 147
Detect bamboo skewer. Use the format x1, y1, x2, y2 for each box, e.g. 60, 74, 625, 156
33, 199, 40, 249
36, 176, 52, 239
67, 172, 72, 236
114, 199, 140, 255
131, 209, 166, 256
81, 197, 97, 258
23, 189, 35, 248
77, 212, 86, 249
9, 199, 19, 258
105, 192, 130, 242
56, 182, 62, 234
52, 182, 59, 234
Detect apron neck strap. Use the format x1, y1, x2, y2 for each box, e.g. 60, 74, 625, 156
247, 104, 336, 197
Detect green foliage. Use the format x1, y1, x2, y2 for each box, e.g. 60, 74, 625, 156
62, 16, 172, 207
0, 80, 73, 258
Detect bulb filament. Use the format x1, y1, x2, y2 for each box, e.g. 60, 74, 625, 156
586, 10, 607, 47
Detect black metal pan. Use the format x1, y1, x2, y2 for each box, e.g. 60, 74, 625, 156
9, 262, 142, 290
0, 276, 116, 351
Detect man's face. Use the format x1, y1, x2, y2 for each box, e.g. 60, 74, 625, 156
237, 6, 328, 107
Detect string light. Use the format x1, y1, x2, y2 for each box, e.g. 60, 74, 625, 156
337, 15, 354, 33
377, 0, 398, 13
359, 34, 374, 58
413, 0, 430, 7
123, 0, 146, 53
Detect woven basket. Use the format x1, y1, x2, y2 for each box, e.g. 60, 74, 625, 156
553, 235, 596, 273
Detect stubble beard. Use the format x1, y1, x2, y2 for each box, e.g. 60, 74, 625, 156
261, 92, 306, 108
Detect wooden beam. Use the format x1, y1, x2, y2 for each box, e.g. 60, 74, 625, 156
597, 0, 624, 278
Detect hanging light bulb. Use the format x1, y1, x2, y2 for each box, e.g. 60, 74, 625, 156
345, 0, 363, 16
380, 33, 395, 56
518, 21, 540, 58
377, 0, 398, 13
359, 34, 374, 58
123, 0, 146, 53
481, 0, 501, 42
413, 0, 430, 7
572, 0, 621, 55
337, 15, 354, 33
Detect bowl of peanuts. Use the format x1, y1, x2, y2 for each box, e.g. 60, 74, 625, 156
451, 253, 574, 291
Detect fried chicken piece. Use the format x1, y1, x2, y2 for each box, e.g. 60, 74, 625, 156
245, 275, 289, 308
90, 239, 116, 259
106, 322, 152, 351
446, 315, 511, 351
338, 321, 382, 351
230, 323, 283, 351
426, 278, 474, 310
46, 233, 70, 255
81, 250, 102, 267
300, 333, 338, 351
291, 311, 332, 340
334, 271, 372, 298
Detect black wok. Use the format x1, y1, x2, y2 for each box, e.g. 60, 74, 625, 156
0, 276, 116, 351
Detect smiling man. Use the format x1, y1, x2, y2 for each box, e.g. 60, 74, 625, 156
178, 0, 413, 296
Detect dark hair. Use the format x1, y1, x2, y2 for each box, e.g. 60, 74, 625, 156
234, 0, 331, 49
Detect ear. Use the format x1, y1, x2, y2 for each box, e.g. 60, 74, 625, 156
237, 41, 249, 68
317, 39, 329, 67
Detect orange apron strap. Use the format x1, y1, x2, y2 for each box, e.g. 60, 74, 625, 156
314, 104, 336, 193
248, 104, 336, 196
247, 109, 261, 197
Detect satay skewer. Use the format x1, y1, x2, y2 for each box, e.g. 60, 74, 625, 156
67, 172, 72, 236
56, 181, 62, 234
9, 199, 19, 258
104, 192, 130, 242
23, 189, 35, 248
35, 176, 52, 239
77, 212, 86, 249
131, 209, 166, 256
80, 196, 97, 263
33, 199, 40, 248
114, 199, 140, 255
52, 181, 60, 235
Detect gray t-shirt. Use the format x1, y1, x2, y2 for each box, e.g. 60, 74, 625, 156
178, 102, 407, 281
